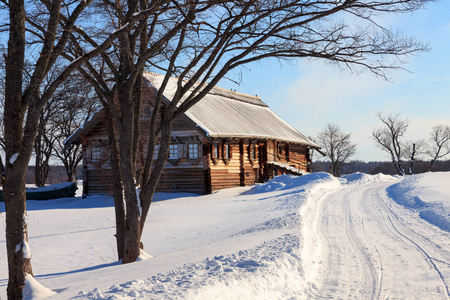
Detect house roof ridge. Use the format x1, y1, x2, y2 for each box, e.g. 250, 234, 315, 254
65, 72, 320, 149
143, 71, 267, 107
211, 85, 260, 100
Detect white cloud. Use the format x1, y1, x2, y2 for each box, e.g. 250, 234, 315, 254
264, 62, 448, 162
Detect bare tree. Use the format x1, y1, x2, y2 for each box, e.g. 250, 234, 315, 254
51, 73, 100, 182
0, 2, 435, 293
33, 99, 60, 186
373, 115, 450, 175
307, 136, 327, 173
316, 124, 357, 177
67, 0, 432, 264
373, 113, 409, 175
1, 0, 130, 296
403, 140, 427, 175
426, 125, 450, 171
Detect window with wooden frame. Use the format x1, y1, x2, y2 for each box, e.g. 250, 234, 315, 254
187, 142, 201, 165
251, 144, 257, 160
248, 142, 257, 166
90, 139, 109, 162
188, 143, 199, 159
168, 143, 181, 165
211, 143, 220, 165
169, 144, 179, 159
224, 143, 231, 159
213, 143, 219, 159
277, 142, 290, 160
188, 143, 200, 159
91, 146, 104, 161
223, 142, 232, 164
277, 143, 284, 158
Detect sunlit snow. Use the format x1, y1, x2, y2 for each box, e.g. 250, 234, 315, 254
9, 153, 18, 165
1, 172, 449, 299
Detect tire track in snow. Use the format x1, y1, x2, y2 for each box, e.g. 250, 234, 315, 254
342, 191, 383, 299
342, 192, 381, 300
360, 217, 384, 300
359, 187, 385, 300
375, 191, 450, 298
386, 214, 450, 298
305, 180, 450, 299
308, 186, 383, 299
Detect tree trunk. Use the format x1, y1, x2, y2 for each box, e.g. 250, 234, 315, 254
140, 122, 173, 233
4, 166, 33, 299
106, 109, 125, 260
409, 143, 416, 175
35, 136, 42, 187
119, 136, 141, 263
66, 170, 74, 183
4, 0, 35, 297
116, 85, 141, 263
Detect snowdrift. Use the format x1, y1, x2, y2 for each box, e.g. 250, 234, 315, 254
341, 172, 399, 185
387, 172, 450, 232
1, 172, 449, 299
247, 172, 340, 194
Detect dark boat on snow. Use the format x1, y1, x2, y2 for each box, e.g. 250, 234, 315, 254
0, 182, 77, 201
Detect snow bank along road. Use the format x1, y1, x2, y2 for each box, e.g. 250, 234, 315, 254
2, 173, 450, 299
302, 175, 450, 299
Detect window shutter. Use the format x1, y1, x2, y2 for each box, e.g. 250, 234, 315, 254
222, 143, 226, 159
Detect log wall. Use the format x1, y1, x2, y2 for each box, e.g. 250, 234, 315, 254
262, 141, 310, 180
81, 86, 207, 196
79, 84, 313, 196
240, 140, 261, 187
208, 140, 241, 192
204, 139, 264, 192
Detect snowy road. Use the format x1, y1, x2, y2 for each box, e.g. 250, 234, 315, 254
3, 173, 450, 299
303, 180, 450, 299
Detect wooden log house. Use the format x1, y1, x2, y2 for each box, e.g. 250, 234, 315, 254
65, 72, 320, 196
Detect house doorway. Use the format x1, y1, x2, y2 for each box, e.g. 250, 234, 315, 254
253, 167, 259, 183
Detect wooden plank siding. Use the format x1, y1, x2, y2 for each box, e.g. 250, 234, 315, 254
75, 77, 315, 196
85, 169, 113, 195
80, 86, 208, 196
80, 116, 311, 196
288, 144, 310, 172
157, 167, 205, 194
240, 140, 260, 187
208, 140, 242, 192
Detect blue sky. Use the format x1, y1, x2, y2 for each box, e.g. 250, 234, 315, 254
1, 2, 447, 162
220, 1, 450, 162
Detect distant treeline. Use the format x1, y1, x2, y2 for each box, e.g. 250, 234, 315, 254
312, 160, 450, 176
25, 166, 82, 185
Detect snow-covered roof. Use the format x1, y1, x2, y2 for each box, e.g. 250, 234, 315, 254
143, 73, 319, 147
65, 73, 319, 148
63, 110, 105, 149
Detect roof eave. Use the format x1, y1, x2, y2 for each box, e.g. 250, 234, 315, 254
63, 110, 105, 149
207, 133, 320, 148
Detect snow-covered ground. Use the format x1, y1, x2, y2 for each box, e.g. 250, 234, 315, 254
387, 172, 450, 232
0, 172, 449, 299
